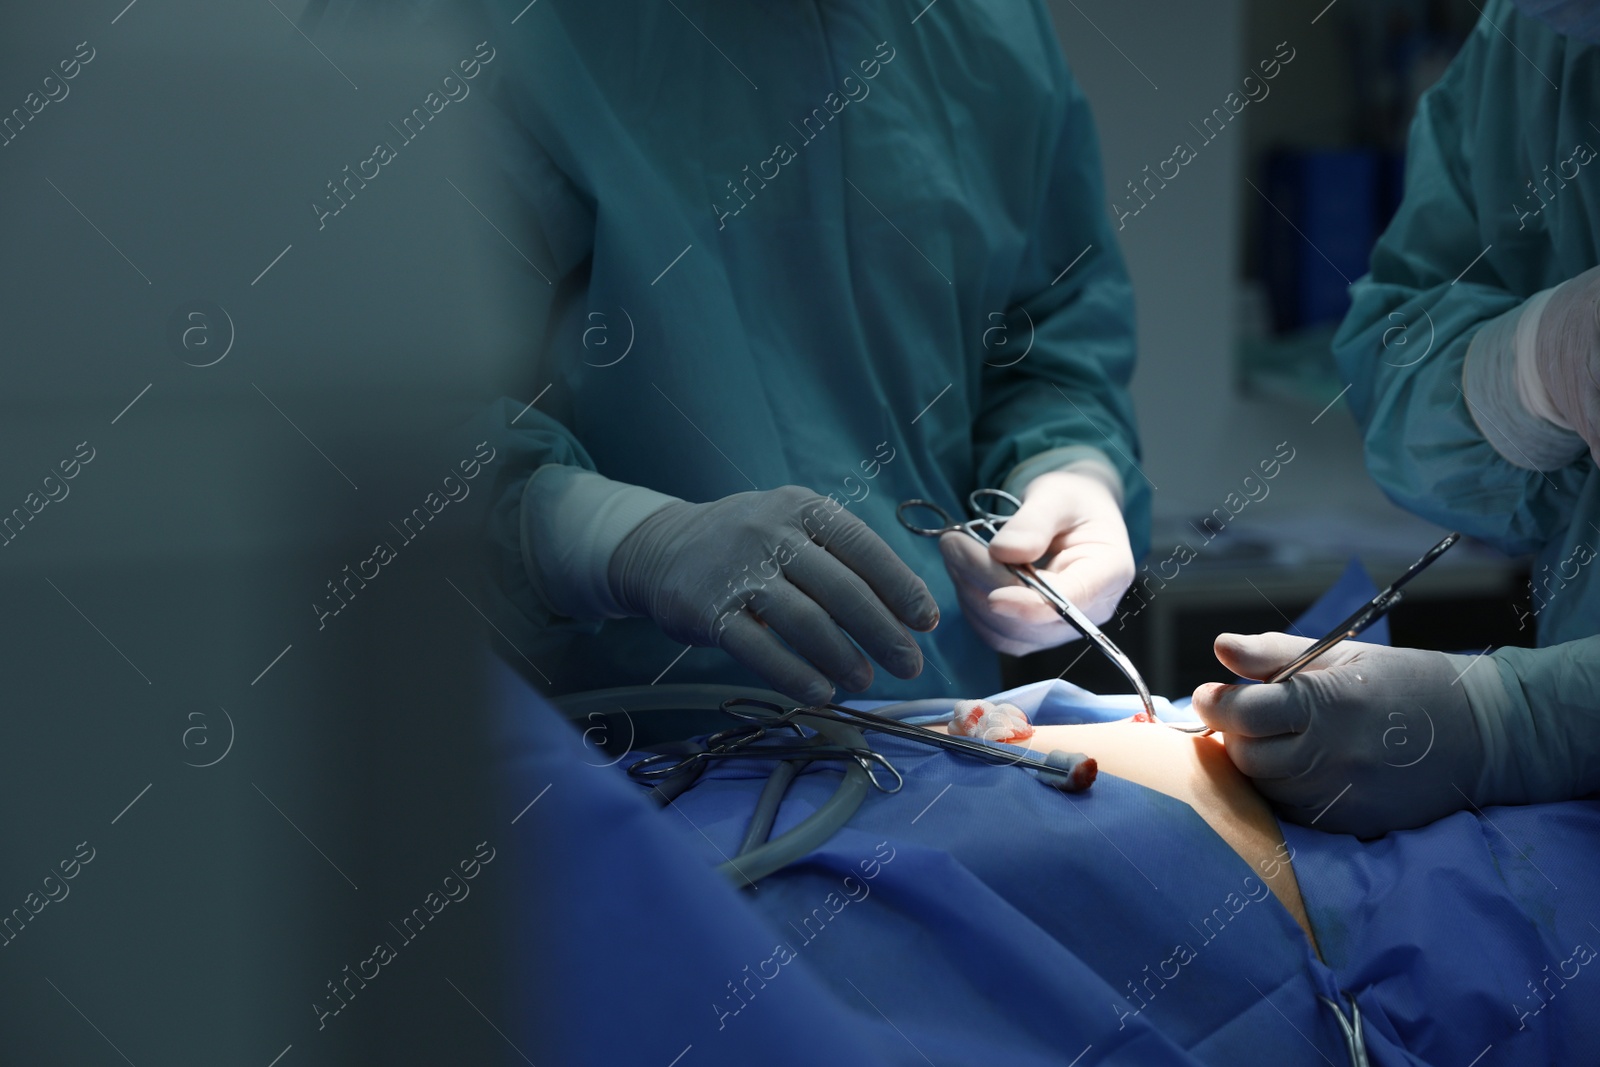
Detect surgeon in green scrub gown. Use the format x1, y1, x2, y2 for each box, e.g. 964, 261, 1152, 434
411, 0, 1153, 703
1194, 0, 1600, 838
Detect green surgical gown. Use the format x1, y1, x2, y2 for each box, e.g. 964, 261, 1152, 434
405, 0, 1148, 698
1333, 0, 1600, 648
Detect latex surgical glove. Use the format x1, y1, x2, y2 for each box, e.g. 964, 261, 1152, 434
605, 485, 938, 705
1463, 264, 1600, 470
1193, 632, 1600, 838
938, 470, 1134, 657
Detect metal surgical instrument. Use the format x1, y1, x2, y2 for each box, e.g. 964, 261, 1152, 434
897, 488, 1179, 727
719, 697, 1098, 790
1267, 531, 1462, 684
625, 717, 906, 795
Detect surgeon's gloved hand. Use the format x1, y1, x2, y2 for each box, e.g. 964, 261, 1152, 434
605, 485, 938, 705
938, 470, 1134, 657
1191, 633, 1503, 837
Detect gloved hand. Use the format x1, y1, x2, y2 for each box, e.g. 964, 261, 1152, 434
1191, 633, 1498, 837
1195, 632, 1600, 837
938, 470, 1134, 656
607, 485, 938, 704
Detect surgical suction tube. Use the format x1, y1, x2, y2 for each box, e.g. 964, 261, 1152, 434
553, 686, 876, 889
715, 714, 871, 887
737, 759, 804, 855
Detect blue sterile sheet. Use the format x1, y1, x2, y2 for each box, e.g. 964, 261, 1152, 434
500, 558, 1600, 1065
501, 674, 1344, 1065
1283, 799, 1600, 1065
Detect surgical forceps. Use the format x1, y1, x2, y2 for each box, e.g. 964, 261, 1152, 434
626, 715, 906, 795
720, 698, 1097, 790
898, 489, 1196, 730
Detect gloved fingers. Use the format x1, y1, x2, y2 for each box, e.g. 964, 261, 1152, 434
939, 534, 1067, 648
779, 548, 923, 680
1212, 730, 1311, 783
1191, 678, 1314, 738
716, 610, 837, 706
1018, 543, 1135, 625
744, 581, 877, 692
951, 578, 1042, 657
1210, 631, 1362, 681
938, 530, 1017, 597
943, 531, 1084, 650
804, 503, 939, 631
943, 530, 1102, 653
986, 469, 1123, 566
985, 493, 1064, 564
987, 584, 1077, 628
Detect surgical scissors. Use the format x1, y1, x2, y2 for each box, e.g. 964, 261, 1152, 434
898, 488, 1189, 729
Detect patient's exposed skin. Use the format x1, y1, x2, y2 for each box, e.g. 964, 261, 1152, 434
931, 719, 1317, 949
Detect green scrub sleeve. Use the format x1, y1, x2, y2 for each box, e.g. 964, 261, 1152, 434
1330, 15, 1586, 557
470, 60, 625, 634
1474, 636, 1600, 808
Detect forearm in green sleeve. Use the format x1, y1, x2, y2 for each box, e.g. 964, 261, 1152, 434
1464, 637, 1600, 807
1335, 280, 1585, 555
1329, 36, 1590, 552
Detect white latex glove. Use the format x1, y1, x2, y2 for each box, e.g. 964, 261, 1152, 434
938, 470, 1134, 657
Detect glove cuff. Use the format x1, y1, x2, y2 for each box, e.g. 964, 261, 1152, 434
1001, 446, 1124, 509
1513, 287, 1572, 429
1463, 290, 1588, 471
1450, 650, 1527, 806
1475, 640, 1600, 807
519, 466, 681, 620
